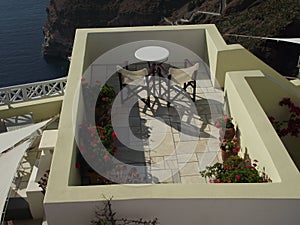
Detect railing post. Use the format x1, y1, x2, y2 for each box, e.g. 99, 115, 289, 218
5, 90, 11, 108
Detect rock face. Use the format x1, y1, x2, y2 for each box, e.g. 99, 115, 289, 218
43, 0, 300, 76
42, 0, 190, 58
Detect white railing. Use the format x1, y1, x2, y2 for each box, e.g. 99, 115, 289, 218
0, 77, 67, 107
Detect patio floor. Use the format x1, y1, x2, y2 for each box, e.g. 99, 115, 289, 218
109, 67, 225, 184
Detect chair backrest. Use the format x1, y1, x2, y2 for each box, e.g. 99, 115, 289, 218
168, 63, 199, 84
117, 66, 148, 85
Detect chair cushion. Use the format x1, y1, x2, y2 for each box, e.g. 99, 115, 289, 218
169, 63, 199, 84
117, 67, 148, 85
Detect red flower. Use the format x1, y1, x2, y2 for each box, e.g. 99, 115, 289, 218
236, 175, 241, 180
103, 155, 110, 162
112, 132, 117, 139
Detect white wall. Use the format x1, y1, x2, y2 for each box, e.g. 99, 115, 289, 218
44, 198, 300, 225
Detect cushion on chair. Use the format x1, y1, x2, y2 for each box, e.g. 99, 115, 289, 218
117, 66, 148, 85
169, 63, 199, 84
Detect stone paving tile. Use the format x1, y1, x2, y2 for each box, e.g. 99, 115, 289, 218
177, 153, 198, 163
150, 169, 173, 183
165, 159, 178, 170
178, 162, 200, 176
150, 156, 165, 170
196, 151, 220, 171
181, 175, 206, 184
148, 133, 175, 154
122, 81, 224, 184
175, 141, 199, 155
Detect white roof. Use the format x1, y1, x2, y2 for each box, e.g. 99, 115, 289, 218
0, 119, 50, 154
0, 140, 32, 222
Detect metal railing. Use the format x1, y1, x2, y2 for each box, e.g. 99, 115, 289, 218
0, 77, 67, 107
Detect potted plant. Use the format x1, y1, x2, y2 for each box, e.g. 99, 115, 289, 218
215, 115, 235, 140
220, 137, 240, 161
200, 155, 272, 183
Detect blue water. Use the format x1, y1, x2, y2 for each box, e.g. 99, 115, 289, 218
0, 0, 68, 88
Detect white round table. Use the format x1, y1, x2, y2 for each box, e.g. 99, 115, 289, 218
135, 46, 169, 62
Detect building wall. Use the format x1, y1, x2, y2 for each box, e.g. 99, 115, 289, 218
44, 198, 300, 225
0, 97, 63, 122
225, 70, 299, 180
44, 25, 300, 225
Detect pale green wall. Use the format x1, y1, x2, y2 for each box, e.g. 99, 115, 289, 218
246, 77, 300, 169
225, 70, 299, 181
0, 97, 63, 122
216, 47, 283, 88
44, 25, 300, 225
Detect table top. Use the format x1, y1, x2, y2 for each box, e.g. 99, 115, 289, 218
135, 46, 169, 62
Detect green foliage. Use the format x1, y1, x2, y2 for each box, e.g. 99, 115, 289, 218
220, 137, 240, 154
200, 155, 272, 183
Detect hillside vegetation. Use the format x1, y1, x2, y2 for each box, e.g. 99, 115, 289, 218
43, 0, 300, 76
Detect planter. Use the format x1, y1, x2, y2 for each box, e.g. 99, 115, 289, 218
219, 127, 236, 141
221, 149, 237, 162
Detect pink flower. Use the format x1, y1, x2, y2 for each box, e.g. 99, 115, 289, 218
245, 159, 250, 163
79, 145, 86, 152
215, 179, 221, 183
236, 175, 241, 180
81, 77, 85, 82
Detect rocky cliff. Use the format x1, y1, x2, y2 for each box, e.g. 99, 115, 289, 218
42, 0, 190, 58
43, 0, 300, 76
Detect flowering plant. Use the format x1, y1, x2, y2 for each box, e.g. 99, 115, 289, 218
200, 156, 272, 183
269, 98, 300, 137
77, 82, 117, 173
214, 115, 234, 129
220, 137, 240, 154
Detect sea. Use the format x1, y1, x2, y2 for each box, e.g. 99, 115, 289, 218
0, 0, 68, 88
